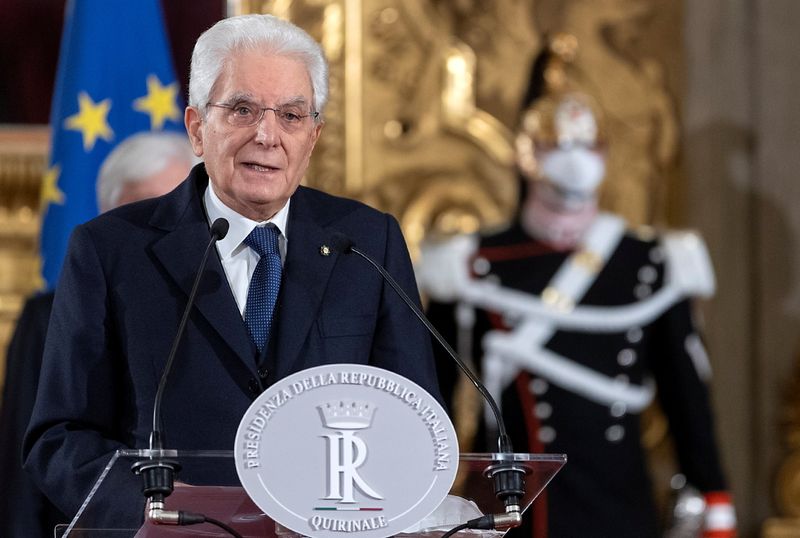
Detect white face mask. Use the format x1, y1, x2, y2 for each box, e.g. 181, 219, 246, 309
538, 146, 606, 206
521, 181, 598, 249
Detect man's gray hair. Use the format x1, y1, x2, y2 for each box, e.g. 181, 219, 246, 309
188, 14, 328, 120
97, 131, 199, 212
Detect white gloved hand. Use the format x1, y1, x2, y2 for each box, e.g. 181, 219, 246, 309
415, 234, 478, 302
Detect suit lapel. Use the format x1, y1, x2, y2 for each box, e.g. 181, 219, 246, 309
270, 188, 339, 378
149, 168, 257, 374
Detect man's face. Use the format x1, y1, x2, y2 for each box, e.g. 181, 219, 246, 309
185, 50, 323, 221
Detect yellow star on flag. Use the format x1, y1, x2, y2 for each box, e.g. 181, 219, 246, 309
64, 92, 114, 151
41, 164, 65, 208
133, 74, 180, 130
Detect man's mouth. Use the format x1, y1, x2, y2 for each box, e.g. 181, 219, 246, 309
243, 162, 279, 172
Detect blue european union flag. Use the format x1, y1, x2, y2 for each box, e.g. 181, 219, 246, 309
41, 0, 185, 288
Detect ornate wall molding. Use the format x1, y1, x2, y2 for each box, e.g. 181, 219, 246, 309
0, 125, 48, 388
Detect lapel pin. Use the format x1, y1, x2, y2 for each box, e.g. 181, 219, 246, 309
319, 245, 331, 256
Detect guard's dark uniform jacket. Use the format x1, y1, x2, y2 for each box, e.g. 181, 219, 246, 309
422, 216, 734, 538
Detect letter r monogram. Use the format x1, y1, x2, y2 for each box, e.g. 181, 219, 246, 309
322, 431, 384, 503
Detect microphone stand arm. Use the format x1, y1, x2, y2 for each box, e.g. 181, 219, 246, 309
132, 219, 229, 524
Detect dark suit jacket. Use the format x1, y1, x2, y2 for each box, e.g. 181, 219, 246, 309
23, 164, 440, 527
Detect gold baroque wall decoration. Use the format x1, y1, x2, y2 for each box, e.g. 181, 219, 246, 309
360, 0, 527, 255
0, 126, 49, 390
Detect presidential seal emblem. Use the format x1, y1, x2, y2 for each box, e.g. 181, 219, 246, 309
235, 364, 458, 538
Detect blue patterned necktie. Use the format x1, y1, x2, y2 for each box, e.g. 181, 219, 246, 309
244, 225, 282, 354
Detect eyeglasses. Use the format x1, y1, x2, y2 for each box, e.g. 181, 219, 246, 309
207, 100, 320, 132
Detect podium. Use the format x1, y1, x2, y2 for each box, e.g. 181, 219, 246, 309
55, 449, 566, 538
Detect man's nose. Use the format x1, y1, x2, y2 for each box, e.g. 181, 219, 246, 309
253, 110, 280, 145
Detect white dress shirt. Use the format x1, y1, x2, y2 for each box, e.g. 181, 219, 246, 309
203, 181, 289, 317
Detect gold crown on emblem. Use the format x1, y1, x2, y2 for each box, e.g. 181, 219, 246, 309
317, 400, 376, 430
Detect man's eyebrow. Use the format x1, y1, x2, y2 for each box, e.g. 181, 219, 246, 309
277, 96, 310, 108
222, 92, 255, 103
216, 93, 311, 108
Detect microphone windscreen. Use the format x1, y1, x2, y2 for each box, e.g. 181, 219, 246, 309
210, 218, 230, 240
330, 232, 354, 254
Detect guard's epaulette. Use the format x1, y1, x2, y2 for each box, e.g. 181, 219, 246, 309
662, 229, 716, 298
625, 224, 715, 298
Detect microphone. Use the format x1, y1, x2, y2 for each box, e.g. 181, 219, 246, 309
132, 218, 230, 525
329, 233, 525, 532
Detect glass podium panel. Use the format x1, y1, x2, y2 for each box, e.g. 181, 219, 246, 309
55, 450, 566, 538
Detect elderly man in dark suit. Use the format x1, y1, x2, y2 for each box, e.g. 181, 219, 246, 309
23, 14, 439, 530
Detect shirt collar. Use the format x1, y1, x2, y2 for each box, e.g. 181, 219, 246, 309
203, 179, 290, 260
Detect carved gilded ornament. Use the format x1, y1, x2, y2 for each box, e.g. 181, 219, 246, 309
0, 126, 49, 389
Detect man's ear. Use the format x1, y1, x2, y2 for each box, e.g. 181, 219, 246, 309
310, 121, 323, 149
184, 107, 204, 156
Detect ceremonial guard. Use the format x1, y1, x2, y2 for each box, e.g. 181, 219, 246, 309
418, 39, 736, 538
